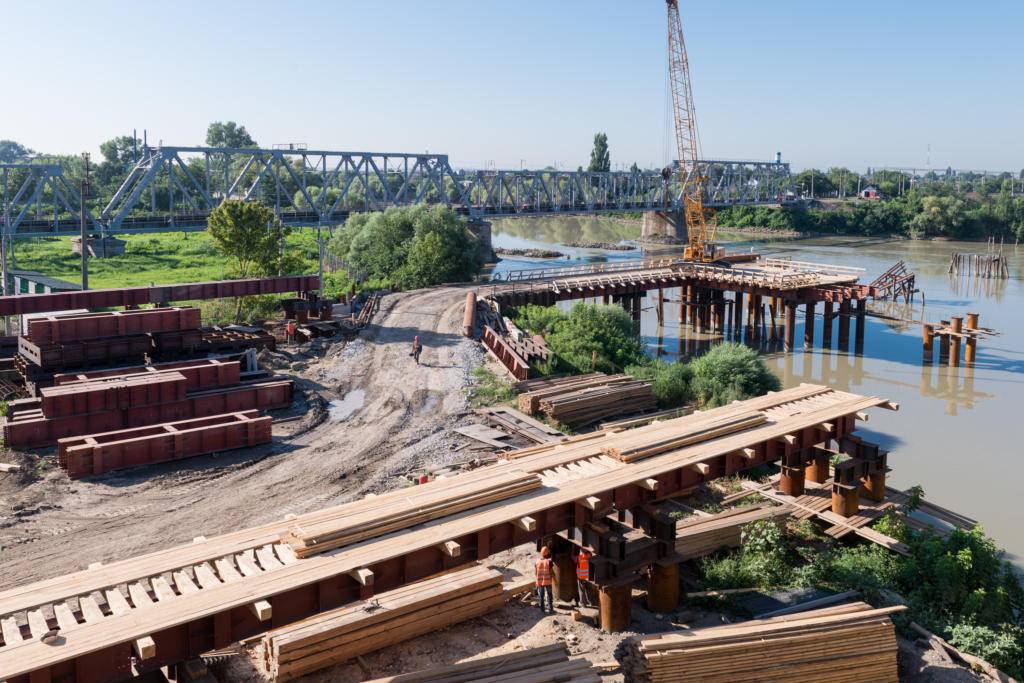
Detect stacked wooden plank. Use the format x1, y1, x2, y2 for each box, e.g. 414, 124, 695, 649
364, 644, 602, 683
260, 565, 512, 681
477, 405, 566, 443
538, 381, 657, 425
599, 406, 690, 430
621, 603, 905, 682
674, 502, 791, 558
57, 411, 271, 478
282, 469, 542, 558
602, 411, 767, 462
517, 373, 620, 414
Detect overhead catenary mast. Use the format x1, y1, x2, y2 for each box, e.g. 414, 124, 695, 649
665, 0, 723, 262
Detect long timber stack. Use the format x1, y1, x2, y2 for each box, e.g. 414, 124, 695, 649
0, 384, 897, 683
620, 602, 905, 682
364, 644, 601, 683
516, 373, 657, 424
261, 565, 514, 680
672, 502, 791, 558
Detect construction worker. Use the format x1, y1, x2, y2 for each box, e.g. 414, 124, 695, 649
535, 546, 554, 614
410, 335, 423, 364
573, 549, 593, 608
286, 320, 296, 344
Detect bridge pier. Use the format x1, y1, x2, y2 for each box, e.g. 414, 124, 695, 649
855, 299, 867, 353
822, 301, 834, 349
641, 210, 686, 241
804, 302, 815, 349
466, 219, 494, 262
784, 302, 797, 351
733, 293, 743, 338
838, 300, 851, 350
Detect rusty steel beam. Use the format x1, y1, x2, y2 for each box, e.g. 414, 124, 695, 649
58, 411, 271, 478
54, 358, 242, 393
26, 307, 201, 345
0, 275, 319, 317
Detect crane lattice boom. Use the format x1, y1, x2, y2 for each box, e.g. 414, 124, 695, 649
666, 0, 721, 262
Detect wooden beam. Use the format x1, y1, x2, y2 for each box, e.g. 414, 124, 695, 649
578, 496, 602, 510
349, 568, 374, 586
249, 600, 272, 622
855, 412, 869, 422
776, 434, 798, 445
438, 541, 461, 557
882, 401, 899, 411
636, 478, 659, 491
514, 516, 537, 532
818, 422, 835, 433
738, 447, 757, 460
133, 636, 156, 660
688, 463, 710, 476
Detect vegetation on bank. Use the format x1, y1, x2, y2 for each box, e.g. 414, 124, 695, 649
328, 206, 483, 290
697, 488, 1024, 678
512, 302, 780, 409
717, 179, 1024, 240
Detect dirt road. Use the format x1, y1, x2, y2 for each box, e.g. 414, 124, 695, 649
0, 285, 482, 589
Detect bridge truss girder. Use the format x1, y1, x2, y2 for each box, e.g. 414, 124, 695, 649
2, 149, 794, 237
1, 164, 104, 237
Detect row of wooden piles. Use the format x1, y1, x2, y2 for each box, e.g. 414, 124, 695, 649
0, 307, 292, 476
620, 602, 905, 682
259, 564, 537, 681
515, 373, 657, 426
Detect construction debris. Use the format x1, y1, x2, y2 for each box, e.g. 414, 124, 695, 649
619, 602, 906, 682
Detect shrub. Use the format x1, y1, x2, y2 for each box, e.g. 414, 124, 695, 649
690, 343, 781, 407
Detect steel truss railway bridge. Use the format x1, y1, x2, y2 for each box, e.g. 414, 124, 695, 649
1, 146, 795, 238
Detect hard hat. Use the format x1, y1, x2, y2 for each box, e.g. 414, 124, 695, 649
414, 335, 419, 341
540, 546, 551, 557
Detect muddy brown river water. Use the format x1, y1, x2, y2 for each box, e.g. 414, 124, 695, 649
491, 217, 1024, 566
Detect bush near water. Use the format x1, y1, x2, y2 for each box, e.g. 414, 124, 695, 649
512, 302, 781, 409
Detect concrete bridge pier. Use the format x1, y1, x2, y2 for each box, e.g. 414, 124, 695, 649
466, 219, 494, 262
641, 210, 686, 241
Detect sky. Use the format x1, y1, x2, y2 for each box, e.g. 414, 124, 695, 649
1, 0, 1022, 173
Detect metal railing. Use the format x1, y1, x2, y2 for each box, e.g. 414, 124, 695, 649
763, 257, 865, 278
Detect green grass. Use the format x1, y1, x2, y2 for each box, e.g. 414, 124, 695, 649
10, 231, 324, 290
466, 367, 517, 409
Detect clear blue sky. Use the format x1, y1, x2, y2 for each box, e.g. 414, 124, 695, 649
2, 0, 1021, 173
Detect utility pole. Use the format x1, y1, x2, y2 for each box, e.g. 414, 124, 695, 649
2, 170, 8, 335
80, 153, 91, 291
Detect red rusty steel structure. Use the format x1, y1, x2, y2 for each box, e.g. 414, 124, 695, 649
57, 411, 272, 478
3, 378, 293, 449
0, 275, 319, 317
26, 307, 201, 345
0, 387, 893, 682
480, 325, 530, 380
54, 358, 242, 392
17, 335, 152, 370
39, 372, 187, 418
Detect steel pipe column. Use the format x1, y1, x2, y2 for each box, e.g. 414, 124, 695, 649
822, 301, 833, 349
599, 581, 633, 633
646, 561, 679, 613
837, 300, 851, 350
804, 302, 815, 349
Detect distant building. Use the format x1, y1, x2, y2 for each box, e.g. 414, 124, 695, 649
859, 185, 881, 199
6, 269, 82, 295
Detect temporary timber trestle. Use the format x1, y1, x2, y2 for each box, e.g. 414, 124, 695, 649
482, 258, 877, 355
0, 384, 896, 682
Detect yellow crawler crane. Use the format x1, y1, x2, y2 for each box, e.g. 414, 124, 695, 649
666, 0, 724, 262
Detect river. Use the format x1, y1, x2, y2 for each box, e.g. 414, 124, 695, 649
489, 216, 1024, 566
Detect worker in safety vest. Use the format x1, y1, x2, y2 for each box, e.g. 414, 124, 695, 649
410, 335, 423, 364
534, 546, 554, 613
286, 321, 296, 344
573, 549, 593, 607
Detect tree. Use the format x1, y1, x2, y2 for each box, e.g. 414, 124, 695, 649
689, 343, 781, 408
205, 121, 256, 149
207, 200, 297, 320
587, 133, 610, 173
99, 136, 138, 166
0, 140, 33, 163
630, 162, 640, 174
910, 196, 965, 238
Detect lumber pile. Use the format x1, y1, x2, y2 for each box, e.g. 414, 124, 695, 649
673, 502, 791, 558
541, 381, 655, 425
282, 468, 542, 558
599, 406, 690, 430
260, 565, 515, 681
620, 602, 905, 682
602, 411, 767, 462
363, 643, 602, 683
517, 373, 624, 414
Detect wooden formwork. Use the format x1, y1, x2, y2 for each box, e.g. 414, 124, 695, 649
57, 411, 271, 478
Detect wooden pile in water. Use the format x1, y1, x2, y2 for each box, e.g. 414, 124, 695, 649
363, 643, 602, 682
260, 565, 514, 681
281, 468, 541, 558
673, 502, 791, 558
620, 602, 905, 682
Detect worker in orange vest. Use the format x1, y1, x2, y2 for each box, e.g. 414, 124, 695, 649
535, 546, 554, 613
573, 549, 593, 607
286, 320, 296, 344
410, 335, 423, 364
